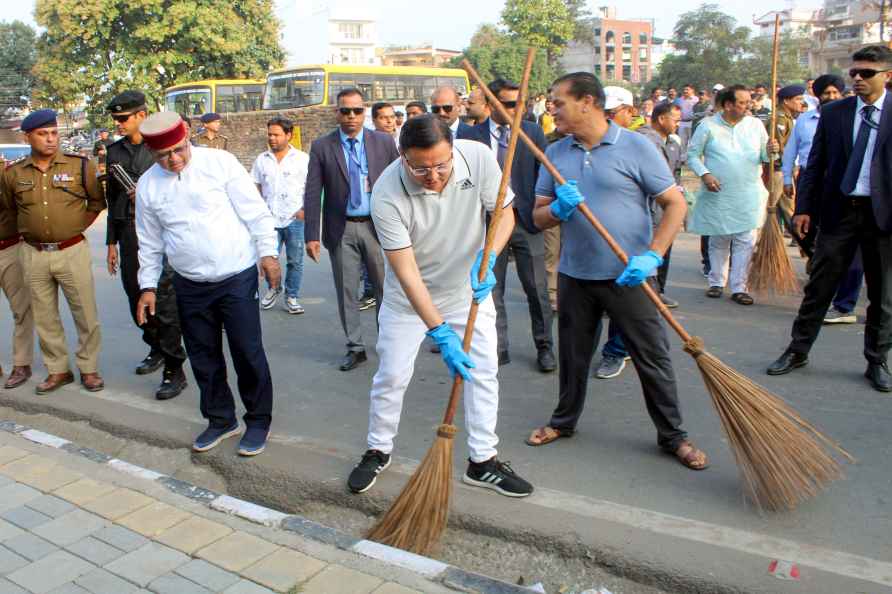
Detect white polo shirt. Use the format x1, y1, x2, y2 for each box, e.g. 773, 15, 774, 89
372, 139, 513, 316
250, 146, 309, 228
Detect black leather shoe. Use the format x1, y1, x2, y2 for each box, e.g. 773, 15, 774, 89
537, 347, 556, 373
766, 350, 808, 375
135, 351, 164, 375
340, 350, 367, 371
156, 367, 187, 400
865, 362, 892, 392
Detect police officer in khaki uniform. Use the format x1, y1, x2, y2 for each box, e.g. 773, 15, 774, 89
194, 113, 228, 150
0, 109, 107, 394
768, 85, 808, 218
0, 168, 33, 389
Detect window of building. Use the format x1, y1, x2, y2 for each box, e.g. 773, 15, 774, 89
606, 65, 615, 79
605, 31, 615, 44
622, 50, 631, 60
338, 22, 363, 39
639, 32, 648, 44
595, 46, 601, 55
606, 49, 614, 61
622, 32, 632, 44
828, 24, 860, 40
639, 65, 647, 82
639, 48, 648, 60
622, 64, 631, 80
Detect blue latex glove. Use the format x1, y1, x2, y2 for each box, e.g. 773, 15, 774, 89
426, 323, 475, 380
470, 250, 497, 303
549, 180, 584, 221
616, 250, 664, 287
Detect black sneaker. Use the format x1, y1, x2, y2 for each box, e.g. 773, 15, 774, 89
348, 449, 391, 493
462, 458, 533, 498
358, 296, 377, 311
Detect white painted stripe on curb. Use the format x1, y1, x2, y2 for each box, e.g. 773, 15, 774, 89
108, 459, 165, 481
210, 495, 288, 527
533, 486, 892, 588
352, 540, 449, 578
19, 429, 70, 449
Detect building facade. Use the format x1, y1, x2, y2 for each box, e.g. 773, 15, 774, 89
379, 46, 462, 68
809, 0, 886, 73
560, 7, 655, 84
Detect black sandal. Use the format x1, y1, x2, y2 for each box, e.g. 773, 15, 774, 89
731, 292, 754, 305
706, 286, 723, 298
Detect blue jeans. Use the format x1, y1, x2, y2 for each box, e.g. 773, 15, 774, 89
276, 219, 304, 298
832, 246, 863, 313
602, 320, 628, 358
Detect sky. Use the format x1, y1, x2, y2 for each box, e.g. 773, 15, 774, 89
3, 0, 823, 55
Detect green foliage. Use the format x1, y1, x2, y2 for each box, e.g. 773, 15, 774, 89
657, 4, 811, 90
449, 24, 560, 95
32, 0, 284, 123
0, 21, 37, 110
501, 0, 575, 64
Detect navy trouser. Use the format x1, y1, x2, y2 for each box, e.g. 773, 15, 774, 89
832, 247, 863, 313
173, 266, 273, 430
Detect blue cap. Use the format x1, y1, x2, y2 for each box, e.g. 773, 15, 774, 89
21, 109, 58, 132
777, 85, 806, 100
200, 112, 221, 124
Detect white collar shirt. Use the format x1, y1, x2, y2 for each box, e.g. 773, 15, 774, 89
487, 118, 507, 162
449, 118, 460, 135
852, 90, 886, 196
250, 146, 309, 228
136, 146, 278, 287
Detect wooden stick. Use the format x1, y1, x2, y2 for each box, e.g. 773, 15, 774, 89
768, 14, 781, 171
441, 48, 536, 426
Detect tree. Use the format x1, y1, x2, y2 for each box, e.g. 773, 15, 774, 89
735, 31, 811, 87
656, 4, 750, 91
501, 0, 575, 65
0, 21, 37, 111
32, 0, 284, 121
563, 0, 595, 47
450, 24, 560, 95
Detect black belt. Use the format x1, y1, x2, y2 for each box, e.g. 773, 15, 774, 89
848, 196, 871, 207
346, 215, 372, 223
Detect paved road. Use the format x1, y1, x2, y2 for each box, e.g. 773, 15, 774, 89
2, 217, 890, 574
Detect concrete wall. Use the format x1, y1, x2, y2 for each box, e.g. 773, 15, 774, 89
215, 105, 338, 168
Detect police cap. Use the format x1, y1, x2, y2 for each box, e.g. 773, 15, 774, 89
107, 91, 147, 114
20, 109, 58, 132
777, 85, 806, 100
200, 112, 222, 124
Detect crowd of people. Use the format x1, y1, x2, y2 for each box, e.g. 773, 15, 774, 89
0, 43, 889, 499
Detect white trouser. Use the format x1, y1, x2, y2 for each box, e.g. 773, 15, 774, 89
367, 298, 499, 463
678, 121, 693, 149
708, 230, 757, 294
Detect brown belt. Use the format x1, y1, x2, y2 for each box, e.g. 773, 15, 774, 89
0, 236, 21, 251
25, 234, 85, 252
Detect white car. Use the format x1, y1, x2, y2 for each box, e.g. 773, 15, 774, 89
0, 144, 30, 166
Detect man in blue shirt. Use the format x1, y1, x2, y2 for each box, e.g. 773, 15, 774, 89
524, 72, 708, 471
782, 74, 863, 325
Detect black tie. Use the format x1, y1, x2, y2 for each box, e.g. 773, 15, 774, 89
840, 105, 878, 195
496, 126, 509, 170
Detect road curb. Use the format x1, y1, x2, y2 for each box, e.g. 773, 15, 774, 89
2, 417, 536, 594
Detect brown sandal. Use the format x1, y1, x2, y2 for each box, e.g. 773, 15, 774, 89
673, 440, 709, 470
525, 426, 572, 447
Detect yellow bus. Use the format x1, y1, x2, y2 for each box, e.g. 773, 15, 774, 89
163, 79, 266, 115
262, 65, 470, 110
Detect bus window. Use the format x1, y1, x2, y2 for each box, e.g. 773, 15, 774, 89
216, 84, 264, 113
165, 88, 211, 115
263, 71, 325, 109
436, 77, 468, 95
327, 73, 374, 103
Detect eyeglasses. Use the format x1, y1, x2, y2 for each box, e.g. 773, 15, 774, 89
849, 68, 889, 80
431, 104, 454, 114
152, 143, 190, 162
403, 155, 453, 177
338, 107, 365, 116
111, 113, 134, 123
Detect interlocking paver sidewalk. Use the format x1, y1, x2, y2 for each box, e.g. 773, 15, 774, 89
0, 431, 445, 594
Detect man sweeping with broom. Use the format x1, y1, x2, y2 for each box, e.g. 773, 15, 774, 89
347, 114, 534, 498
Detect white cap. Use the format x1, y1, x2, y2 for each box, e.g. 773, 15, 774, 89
712, 83, 725, 91
603, 86, 635, 110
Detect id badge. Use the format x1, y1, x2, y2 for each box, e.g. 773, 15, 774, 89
362, 174, 371, 195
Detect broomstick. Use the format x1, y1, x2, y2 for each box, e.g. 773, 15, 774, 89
463, 58, 854, 512
366, 49, 537, 555
747, 14, 800, 296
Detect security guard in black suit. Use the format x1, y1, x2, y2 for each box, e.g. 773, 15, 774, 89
105, 91, 187, 400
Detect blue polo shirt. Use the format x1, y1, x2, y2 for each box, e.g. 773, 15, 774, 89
535, 122, 676, 280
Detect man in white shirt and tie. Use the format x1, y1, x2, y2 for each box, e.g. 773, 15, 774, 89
135, 112, 282, 456
252, 116, 310, 315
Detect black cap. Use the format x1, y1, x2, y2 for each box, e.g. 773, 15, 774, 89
777, 85, 806, 100
200, 112, 222, 124
107, 91, 147, 114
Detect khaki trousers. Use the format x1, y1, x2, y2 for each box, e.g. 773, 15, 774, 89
543, 225, 560, 309
772, 171, 793, 218
0, 243, 33, 366
19, 240, 101, 374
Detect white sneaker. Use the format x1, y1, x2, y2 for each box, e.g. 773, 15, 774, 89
823, 307, 856, 324
285, 296, 304, 315
260, 287, 281, 310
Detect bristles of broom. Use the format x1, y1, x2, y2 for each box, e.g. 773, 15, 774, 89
366, 424, 456, 555
684, 338, 854, 511
747, 183, 799, 296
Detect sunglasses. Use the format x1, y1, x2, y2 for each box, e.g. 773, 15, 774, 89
338, 107, 365, 116
499, 100, 518, 109
111, 113, 135, 123
849, 68, 889, 80
431, 104, 454, 114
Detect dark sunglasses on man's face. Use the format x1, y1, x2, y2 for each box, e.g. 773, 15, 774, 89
431, 104, 454, 114
111, 113, 134, 123
339, 107, 365, 116
849, 68, 889, 80
500, 100, 518, 109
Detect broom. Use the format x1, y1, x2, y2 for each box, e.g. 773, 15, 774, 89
464, 59, 854, 512
747, 14, 800, 296
366, 49, 537, 554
